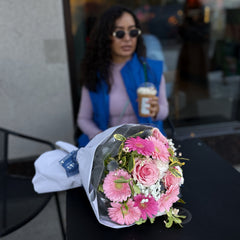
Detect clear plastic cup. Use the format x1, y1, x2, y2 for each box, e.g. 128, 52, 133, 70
137, 82, 157, 117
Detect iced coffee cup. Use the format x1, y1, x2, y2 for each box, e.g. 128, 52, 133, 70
137, 82, 157, 117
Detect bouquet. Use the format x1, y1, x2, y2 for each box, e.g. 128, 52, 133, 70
95, 125, 186, 227
32, 124, 187, 229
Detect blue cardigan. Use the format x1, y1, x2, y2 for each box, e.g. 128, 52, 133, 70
78, 54, 164, 147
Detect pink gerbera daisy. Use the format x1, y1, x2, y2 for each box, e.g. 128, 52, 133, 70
124, 136, 154, 156
103, 169, 131, 202
108, 200, 141, 225
148, 136, 170, 162
152, 128, 168, 145
158, 185, 180, 212
134, 194, 159, 220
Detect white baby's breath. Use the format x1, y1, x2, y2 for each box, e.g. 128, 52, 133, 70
168, 139, 177, 156
136, 180, 162, 201
140, 198, 149, 204
123, 146, 130, 152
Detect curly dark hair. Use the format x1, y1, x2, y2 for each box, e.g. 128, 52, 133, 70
80, 5, 146, 92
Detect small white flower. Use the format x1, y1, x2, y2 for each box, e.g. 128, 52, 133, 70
123, 147, 130, 152
136, 181, 162, 201
172, 208, 179, 216
140, 198, 149, 204
140, 161, 145, 167
168, 139, 177, 156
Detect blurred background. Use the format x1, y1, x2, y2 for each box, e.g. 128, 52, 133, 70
69, 0, 240, 138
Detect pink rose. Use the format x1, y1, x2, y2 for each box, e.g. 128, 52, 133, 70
163, 166, 183, 189
133, 158, 159, 187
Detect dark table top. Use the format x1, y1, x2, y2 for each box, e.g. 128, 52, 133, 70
66, 138, 240, 240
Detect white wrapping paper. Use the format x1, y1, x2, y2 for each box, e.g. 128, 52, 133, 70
32, 125, 138, 228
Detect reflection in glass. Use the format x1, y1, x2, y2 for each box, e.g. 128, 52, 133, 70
68, 0, 240, 134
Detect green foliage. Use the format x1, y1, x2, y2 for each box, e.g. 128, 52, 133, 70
164, 208, 186, 228
149, 217, 155, 224
114, 177, 131, 183
168, 147, 189, 171
98, 184, 103, 193
129, 182, 134, 196
169, 166, 182, 178
104, 154, 114, 167
168, 148, 175, 156
135, 217, 155, 225
135, 218, 147, 225
114, 134, 126, 142
123, 202, 129, 211
127, 152, 135, 172
119, 156, 127, 167
178, 198, 186, 204
118, 142, 124, 160
128, 130, 144, 138
132, 183, 141, 195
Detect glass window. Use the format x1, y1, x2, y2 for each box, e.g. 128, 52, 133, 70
68, 0, 240, 138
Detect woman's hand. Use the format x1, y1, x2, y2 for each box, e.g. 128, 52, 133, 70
148, 96, 159, 118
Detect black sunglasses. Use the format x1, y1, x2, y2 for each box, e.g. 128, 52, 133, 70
112, 28, 141, 39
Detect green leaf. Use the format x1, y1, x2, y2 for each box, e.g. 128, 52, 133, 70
177, 198, 186, 204
168, 148, 175, 156
135, 218, 147, 225
171, 156, 180, 162
114, 134, 126, 142
173, 216, 182, 224
98, 184, 103, 193
166, 210, 172, 218
178, 157, 189, 161
177, 215, 186, 219
129, 130, 144, 138
170, 161, 185, 168
114, 177, 131, 183
120, 156, 127, 167
118, 142, 124, 160
169, 156, 175, 163
128, 152, 135, 173
121, 206, 125, 217
131, 150, 139, 158
164, 217, 173, 228
129, 183, 134, 196
169, 162, 179, 167
104, 154, 111, 167
169, 167, 182, 178
149, 217, 155, 224
132, 183, 141, 195
123, 202, 129, 211
163, 208, 186, 228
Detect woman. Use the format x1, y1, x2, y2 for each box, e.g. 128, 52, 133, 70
77, 5, 169, 147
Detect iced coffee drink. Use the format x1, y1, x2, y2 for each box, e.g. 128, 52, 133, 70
137, 82, 157, 117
